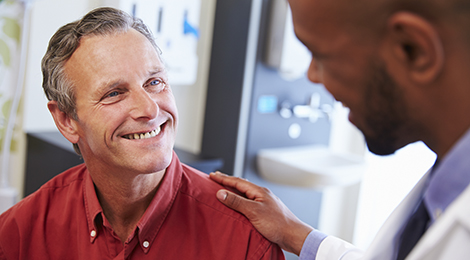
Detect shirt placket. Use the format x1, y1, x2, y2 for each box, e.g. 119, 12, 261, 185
122, 230, 140, 259
101, 224, 124, 259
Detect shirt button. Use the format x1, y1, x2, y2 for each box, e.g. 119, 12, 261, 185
434, 208, 443, 219
90, 230, 96, 238
143, 241, 150, 248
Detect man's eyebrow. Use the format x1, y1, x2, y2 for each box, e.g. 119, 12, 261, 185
296, 35, 324, 59
148, 67, 166, 76
95, 80, 125, 98
95, 67, 167, 96
295, 34, 314, 53
295, 33, 306, 46
295, 34, 312, 52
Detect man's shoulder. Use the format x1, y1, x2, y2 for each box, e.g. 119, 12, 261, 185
0, 163, 90, 259
179, 164, 253, 223
0, 163, 87, 226
174, 164, 284, 259
40, 163, 87, 190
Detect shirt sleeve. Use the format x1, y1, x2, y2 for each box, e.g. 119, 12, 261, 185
299, 230, 364, 260
299, 230, 328, 260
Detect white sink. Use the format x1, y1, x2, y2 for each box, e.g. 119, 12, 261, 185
257, 145, 365, 189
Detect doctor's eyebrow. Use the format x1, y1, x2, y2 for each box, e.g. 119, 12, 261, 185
295, 34, 323, 58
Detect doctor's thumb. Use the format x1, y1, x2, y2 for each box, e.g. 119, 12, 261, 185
216, 189, 248, 213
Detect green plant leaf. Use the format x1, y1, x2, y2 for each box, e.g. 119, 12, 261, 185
0, 131, 4, 152
2, 98, 12, 118
10, 138, 17, 152
0, 38, 10, 66
3, 17, 21, 43
0, 99, 13, 153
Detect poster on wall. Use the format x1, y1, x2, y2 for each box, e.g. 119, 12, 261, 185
103, 0, 201, 86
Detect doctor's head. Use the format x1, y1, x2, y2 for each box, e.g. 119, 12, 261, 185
288, 0, 470, 157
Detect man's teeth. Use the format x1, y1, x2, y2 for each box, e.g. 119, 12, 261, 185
125, 127, 161, 140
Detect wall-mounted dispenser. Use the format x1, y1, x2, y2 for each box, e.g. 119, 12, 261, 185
103, 0, 201, 86
264, 0, 311, 81
280, 92, 334, 123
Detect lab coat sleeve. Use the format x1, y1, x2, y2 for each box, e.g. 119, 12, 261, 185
316, 236, 364, 260
299, 230, 327, 260
299, 230, 364, 260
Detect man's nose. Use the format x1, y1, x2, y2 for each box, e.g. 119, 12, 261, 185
130, 88, 158, 120
307, 58, 323, 84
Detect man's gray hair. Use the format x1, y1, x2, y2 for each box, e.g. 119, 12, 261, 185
41, 7, 160, 155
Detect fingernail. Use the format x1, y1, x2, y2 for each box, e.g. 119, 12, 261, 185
217, 190, 228, 201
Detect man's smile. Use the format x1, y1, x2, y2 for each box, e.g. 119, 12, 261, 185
121, 123, 165, 140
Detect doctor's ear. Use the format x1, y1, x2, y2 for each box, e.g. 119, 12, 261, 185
383, 12, 444, 84
47, 101, 80, 144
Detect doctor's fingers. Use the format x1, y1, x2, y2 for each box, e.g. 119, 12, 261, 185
210, 171, 271, 200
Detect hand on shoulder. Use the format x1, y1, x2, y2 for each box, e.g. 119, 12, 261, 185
209, 171, 314, 255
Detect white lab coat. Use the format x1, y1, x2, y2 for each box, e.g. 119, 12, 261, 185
316, 170, 470, 260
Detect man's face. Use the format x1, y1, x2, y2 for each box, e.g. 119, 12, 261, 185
289, 0, 417, 155
64, 29, 178, 175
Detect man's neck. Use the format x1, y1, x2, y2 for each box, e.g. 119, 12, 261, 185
91, 169, 166, 242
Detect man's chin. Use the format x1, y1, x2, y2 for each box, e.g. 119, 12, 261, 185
365, 137, 400, 156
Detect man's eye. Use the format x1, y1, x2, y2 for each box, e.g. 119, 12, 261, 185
146, 79, 166, 93
107, 91, 119, 98
150, 79, 162, 86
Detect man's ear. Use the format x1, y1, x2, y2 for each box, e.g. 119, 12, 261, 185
47, 101, 80, 144
383, 12, 444, 84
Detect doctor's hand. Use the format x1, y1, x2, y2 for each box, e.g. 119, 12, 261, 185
209, 171, 313, 256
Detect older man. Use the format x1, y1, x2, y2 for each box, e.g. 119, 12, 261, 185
210, 0, 470, 259
0, 7, 284, 260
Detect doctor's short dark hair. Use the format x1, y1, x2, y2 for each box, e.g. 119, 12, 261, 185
41, 7, 162, 155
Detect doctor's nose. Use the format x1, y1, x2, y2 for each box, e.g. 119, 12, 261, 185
307, 58, 323, 84
130, 89, 159, 120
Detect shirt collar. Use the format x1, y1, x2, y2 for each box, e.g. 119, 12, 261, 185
83, 150, 183, 252
424, 128, 470, 223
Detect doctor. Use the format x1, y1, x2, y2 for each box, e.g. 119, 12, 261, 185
210, 0, 470, 259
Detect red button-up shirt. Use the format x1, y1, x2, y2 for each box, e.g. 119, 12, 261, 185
0, 152, 284, 260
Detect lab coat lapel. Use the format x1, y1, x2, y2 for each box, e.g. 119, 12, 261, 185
362, 170, 432, 260
407, 183, 470, 260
